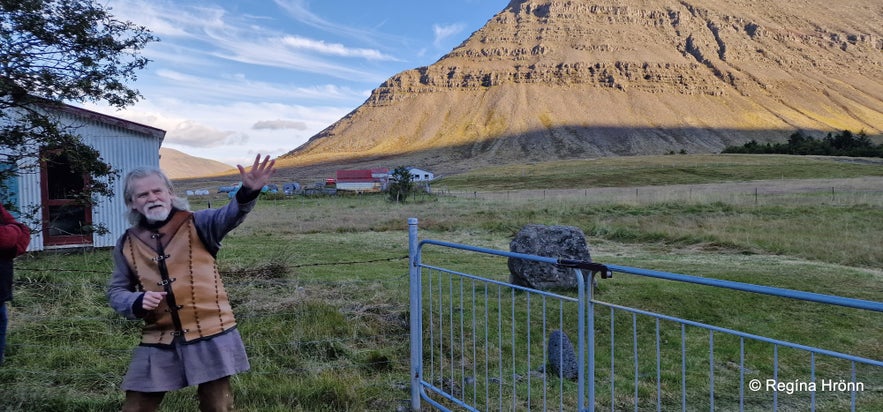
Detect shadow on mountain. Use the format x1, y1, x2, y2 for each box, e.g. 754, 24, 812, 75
273, 125, 880, 180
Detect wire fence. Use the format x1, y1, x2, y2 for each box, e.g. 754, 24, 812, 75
434, 177, 883, 207
4, 256, 411, 385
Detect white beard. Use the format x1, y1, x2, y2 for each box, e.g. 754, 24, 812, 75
144, 205, 171, 223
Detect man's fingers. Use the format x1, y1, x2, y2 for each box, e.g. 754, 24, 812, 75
257, 155, 273, 174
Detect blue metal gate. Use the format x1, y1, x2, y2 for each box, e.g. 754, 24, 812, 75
407, 218, 883, 411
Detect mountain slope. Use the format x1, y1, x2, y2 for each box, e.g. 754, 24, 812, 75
279, 0, 882, 175
160, 148, 235, 179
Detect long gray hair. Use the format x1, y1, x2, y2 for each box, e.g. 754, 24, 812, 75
124, 166, 190, 225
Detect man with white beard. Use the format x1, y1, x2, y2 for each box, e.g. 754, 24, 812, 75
107, 154, 275, 412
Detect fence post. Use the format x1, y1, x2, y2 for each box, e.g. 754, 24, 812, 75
575, 268, 595, 412
408, 218, 423, 411
576, 268, 586, 411
585, 269, 595, 412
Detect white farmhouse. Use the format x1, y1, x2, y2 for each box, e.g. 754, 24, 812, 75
406, 167, 435, 182
4, 103, 165, 251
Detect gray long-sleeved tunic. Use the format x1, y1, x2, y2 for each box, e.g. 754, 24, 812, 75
107, 193, 256, 391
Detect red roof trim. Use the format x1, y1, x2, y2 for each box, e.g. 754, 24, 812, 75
30, 98, 166, 140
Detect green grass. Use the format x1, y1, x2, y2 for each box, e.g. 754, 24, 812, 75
434, 154, 883, 190
2, 154, 882, 411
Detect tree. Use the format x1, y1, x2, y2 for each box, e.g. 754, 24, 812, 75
0, 0, 157, 222
388, 166, 414, 203
723, 129, 883, 158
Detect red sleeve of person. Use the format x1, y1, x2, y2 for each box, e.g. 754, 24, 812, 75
0, 204, 30, 257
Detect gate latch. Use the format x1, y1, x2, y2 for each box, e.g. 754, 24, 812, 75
557, 259, 613, 279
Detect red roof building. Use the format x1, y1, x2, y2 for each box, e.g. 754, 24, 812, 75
335, 168, 389, 192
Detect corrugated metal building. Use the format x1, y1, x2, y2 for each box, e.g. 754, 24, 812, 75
9, 103, 165, 251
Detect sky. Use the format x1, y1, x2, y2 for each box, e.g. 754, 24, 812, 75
83, 0, 510, 167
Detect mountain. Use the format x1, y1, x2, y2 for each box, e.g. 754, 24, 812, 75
159, 147, 235, 180
279, 0, 882, 176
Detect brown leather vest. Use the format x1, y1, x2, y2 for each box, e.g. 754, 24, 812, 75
122, 210, 236, 345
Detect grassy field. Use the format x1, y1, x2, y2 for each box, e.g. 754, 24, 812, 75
2, 154, 881, 411
434, 154, 883, 190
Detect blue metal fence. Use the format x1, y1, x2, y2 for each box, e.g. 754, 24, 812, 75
407, 218, 883, 411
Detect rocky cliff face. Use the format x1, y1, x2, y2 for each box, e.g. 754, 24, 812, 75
280, 0, 883, 174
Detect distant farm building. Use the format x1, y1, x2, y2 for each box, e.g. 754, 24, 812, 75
406, 167, 435, 182
335, 168, 389, 193
283, 182, 301, 195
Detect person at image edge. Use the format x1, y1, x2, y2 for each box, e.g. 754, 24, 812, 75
0, 203, 31, 366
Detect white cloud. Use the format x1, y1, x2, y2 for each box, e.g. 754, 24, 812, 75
149, 69, 367, 103
433, 23, 466, 49
280, 35, 398, 61
167, 120, 247, 148
82, 97, 353, 166
110, 0, 397, 82
272, 0, 394, 44
105, 1, 194, 38
252, 120, 309, 130
204, 37, 386, 81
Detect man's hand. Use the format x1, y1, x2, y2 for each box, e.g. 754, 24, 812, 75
142, 291, 167, 311
238, 154, 276, 192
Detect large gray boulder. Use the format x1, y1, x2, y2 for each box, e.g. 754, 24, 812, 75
508, 224, 592, 290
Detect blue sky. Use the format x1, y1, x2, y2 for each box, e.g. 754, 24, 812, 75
82, 0, 509, 166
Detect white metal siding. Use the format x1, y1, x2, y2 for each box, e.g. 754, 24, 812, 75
15, 109, 163, 251
408, 168, 435, 181
16, 168, 41, 252
336, 182, 382, 192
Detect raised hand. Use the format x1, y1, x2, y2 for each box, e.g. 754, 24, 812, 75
238, 154, 276, 192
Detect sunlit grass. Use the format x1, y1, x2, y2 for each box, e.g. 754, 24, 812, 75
434, 154, 883, 190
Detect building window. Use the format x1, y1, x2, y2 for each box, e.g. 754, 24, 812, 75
40, 149, 93, 246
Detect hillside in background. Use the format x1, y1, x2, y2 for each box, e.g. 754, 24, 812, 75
160, 147, 235, 179
276, 0, 882, 178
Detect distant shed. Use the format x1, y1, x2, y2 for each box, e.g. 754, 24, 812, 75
7, 103, 165, 251
406, 167, 435, 182
335, 168, 389, 193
